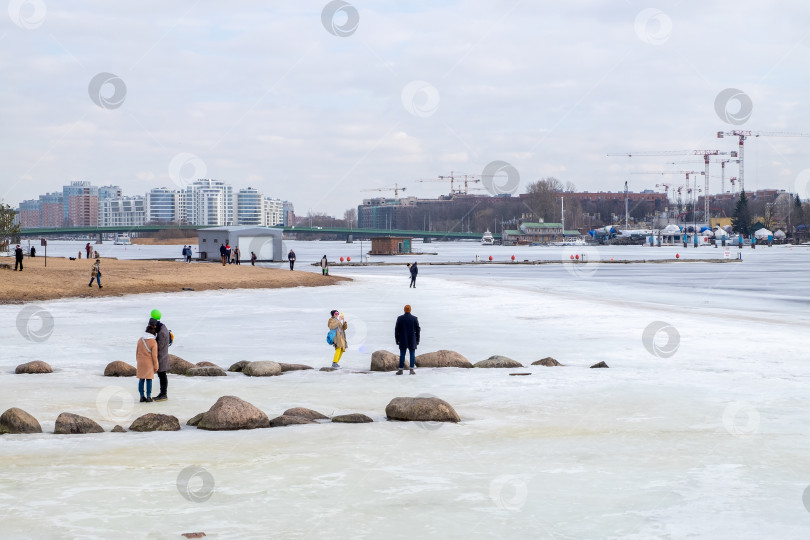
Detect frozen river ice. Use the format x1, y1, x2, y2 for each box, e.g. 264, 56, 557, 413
2, 241, 810, 539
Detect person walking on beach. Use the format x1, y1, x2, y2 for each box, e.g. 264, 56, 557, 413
88, 259, 102, 288
136, 320, 160, 402
149, 309, 171, 402
220, 243, 227, 265
251, 251, 257, 266
409, 261, 418, 288
320, 255, 328, 276
225, 243, 232, 264
85, 243, 92, 259
14, 244, 23, 271
186, 245, 193, 263
327, 310, 348, 368
234, 246, 241, 265
288, 249, 296, 271
394, 304, 420, 375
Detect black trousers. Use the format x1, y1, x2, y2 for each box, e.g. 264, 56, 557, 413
410, 276, 416, 287
157, 371, 168, 395
15, 258, 23, 271
289, 260, 295, 270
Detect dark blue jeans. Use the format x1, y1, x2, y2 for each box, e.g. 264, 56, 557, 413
89, 275, 101, 287
138, 379, 153, 397
399, 348, 415, 369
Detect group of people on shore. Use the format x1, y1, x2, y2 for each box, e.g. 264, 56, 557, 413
219, 243, 241, 265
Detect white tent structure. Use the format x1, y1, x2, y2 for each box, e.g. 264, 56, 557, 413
714, 227, 729, 238
662, 224, 681, 235
754, 228, 773, 240
774, 229, 787, 239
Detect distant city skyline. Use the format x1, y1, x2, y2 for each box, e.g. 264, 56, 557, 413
3, 2, 810, 215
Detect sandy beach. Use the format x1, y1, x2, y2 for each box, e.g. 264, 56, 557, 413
0, 256, 348, 304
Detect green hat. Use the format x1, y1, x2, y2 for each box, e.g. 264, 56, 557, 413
150, 309, 161, 320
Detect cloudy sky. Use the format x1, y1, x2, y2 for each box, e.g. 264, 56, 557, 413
3, 1, 810, 216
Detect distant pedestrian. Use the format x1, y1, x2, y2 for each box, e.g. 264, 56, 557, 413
149, 308, 171, 402
225, 243, 232, 264
288, 249, 296, 271
30, 246, 36, 257
751, 235, 756, 249
220, 243, 227, 265
234, 246, 241, 265
409, 261, 418, 288
186, 245, 193, 263
320, 255, 328, 276
395, 304, 420, 375
327, 310, 347, 368
136, 320, 159, 402
85, 243, 92, 258
181, 245, 187, 262
14, 244, 23, 271
251, 251, 257, 266
88, 259, 102, 288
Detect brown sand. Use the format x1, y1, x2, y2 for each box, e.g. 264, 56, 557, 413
0, 257, 348, 304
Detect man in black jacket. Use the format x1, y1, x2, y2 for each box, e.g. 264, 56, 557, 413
409, 261, 418, 288
14, 245, 23, 271
149, 309, 171, 401
394, 304, 420, 375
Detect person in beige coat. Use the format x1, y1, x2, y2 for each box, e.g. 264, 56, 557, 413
327, 310, 348, 368
136, 322, 160, 402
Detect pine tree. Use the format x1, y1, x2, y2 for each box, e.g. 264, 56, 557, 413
731, 191, 752, 236
794, 194, 804, 227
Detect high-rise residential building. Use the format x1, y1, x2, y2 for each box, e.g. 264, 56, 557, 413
185, 179, 233, 226
98, 185, 122, 201
99, 196, 146, 227
40, 192, 64, 227
236, 188, 263, 226
62, 181, 99, 227
262, 197, 284, 226
282, 201, 295, 226
145, 188, 185, 224
18, 199, 41, 228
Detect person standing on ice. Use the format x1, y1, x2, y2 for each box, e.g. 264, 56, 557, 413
395, 304, 420, 375
220, 243, 227, 265
288, 249, 296, 271
409, 261, 418, 288
136, 321, 159, 403
327, 310, 347, 369
149, 309, 171, 402
251, 251, 257, 266
320, 255, 328, 276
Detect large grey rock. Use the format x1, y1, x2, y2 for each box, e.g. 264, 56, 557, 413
473, 355, 524, 368
129, 413, 181, 432
54, 412, 104, 434
169, 355, 196, 375
196, 361, 219, 368
0, 407, 42, 434
415, 350, 472, 369
111, 425, 126, 433
278, 363, 314, 372
332, 413, 373, 424
15, 360, 53, 374
186, 413, 204, 427
370, 350, 400, 372
283, 407, 329, 420
385, 397, 460, 423
104, 361, 137, 377
228, 361, 250, 372
269, 415, 316, 427
185, 366, 227, 377
197, 396, 270, 431
590, 361, 609, 369
242, 361, 282, 377
532, 357, 563, 367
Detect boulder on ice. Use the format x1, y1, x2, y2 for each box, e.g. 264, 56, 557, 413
0, 407, 42, 434
242, 361, 282, 377
283, 407, 329, 420
414, 350, 472, 369
129, 413, 181, 432
197, 396, 270, 431
532, 357, 563, 367
104, 361, 137, 377
473, 355, 524, 368
370, 350, 399, 372
54, 412, 104, 434
15, 360, 52, 374
385, 397, 460, 423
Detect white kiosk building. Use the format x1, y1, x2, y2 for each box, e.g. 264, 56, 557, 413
197, 226, 283, 262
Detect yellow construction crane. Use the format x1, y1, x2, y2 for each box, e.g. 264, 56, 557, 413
361, 183, 407, 198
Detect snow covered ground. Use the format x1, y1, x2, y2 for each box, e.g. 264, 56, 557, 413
2, 242, 810, 539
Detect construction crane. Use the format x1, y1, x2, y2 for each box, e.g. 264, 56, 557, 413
361, 183, 407, 198
608, 149, 737, 220
634, 171, 705, 219
717, 130, 810, 194
418, 171, 481, 195
729, 176, 738, 194
717, 158, 740, 195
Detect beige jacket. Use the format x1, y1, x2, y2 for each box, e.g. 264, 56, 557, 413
136, 334, 159, 379
328, 317, 348, 350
